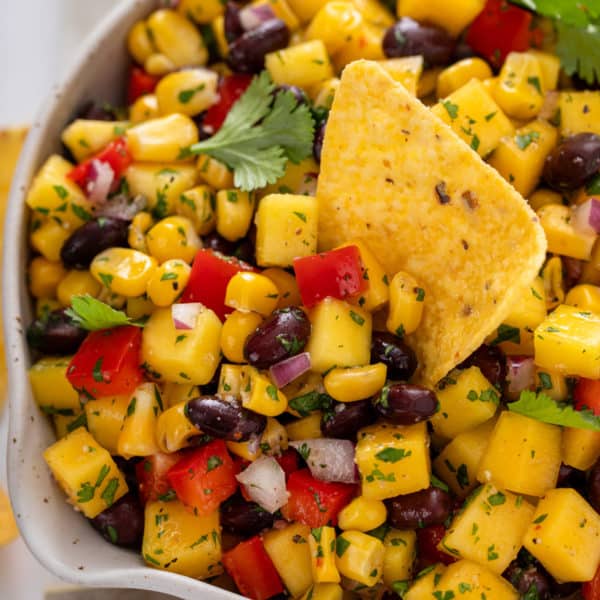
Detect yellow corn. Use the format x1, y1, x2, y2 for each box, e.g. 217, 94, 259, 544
144, 53, 177, 76
286, 0, 328, 23
225, 272, 280, 316
30, 220, 71, 263
581, 239, 600, 286
127, 114, 199, 163
306, 2, 364, 55
36, 297, 62, 318
226, 439, 262, 462
261, 416, 289, 455
562, 428, 600, 471
91, 248, 157, 297
350, 0, 395, 27
147, 9, 208, 68
57, 270, 102, 307
221, 310, 264, 363
156, 69, 219, 117
333, 21, 385, 69
528, 189, 563, 212
241, 370, 288, 417
177, 185, 216, 235
146, 259, 191, 307
265, 41, 334, 89
84, 395, 130, 455
130, 94, 160, 124
252, 0, 300, 30
324, 364, 387, 403
436, 58, 493, 100
311, 78, 340, 110
162, 382, 200, 408
565, 284, 600, 314
286, 412, 323, 440
127, 20, 156, 65
211, 16, 229, 59
309, 526, 340, 583
156, 401, 202, 453
197, 154, 234, 189
61, 119, 130, 163
334, 530, 385, 587
126, 296, 155, 323
387, 271, 425, 336
535, 368, 568, 402
528, 50, 560, 91
128, 211, 154, 253
29, 357, 80, 414
218, 364, 246, 397
216, 189, 255, 242
146, 216, 202, 264
338, 496, 387, 532
379, 56, 424, 96
542, 256, 565, 310
262, 268, 302, 309
178, 0, 225, 24
28, 257, 66, 299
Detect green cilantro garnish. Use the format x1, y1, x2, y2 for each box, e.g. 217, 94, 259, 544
515, 131, 540, 150
65, 295, 142, 331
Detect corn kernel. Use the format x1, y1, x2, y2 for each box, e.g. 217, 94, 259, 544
30, 220, 71, 262
528, 189, 563, 212
36, 297, 62, 318
221, 310, 264, 363
541, 256, 565, 310
130, 94, 160, 124
286, 0, 327, 23
146, 216, 202, 264
225, 272, 280, 316
216, 189, 255, 242
178, 0, 225, 24
565, 284, 600, 314
197, 154, 234, 189
218, 364, 246, 397
386, 271, 425, 337
563, 427, 600, 471
418, 67, 442, 98
128, 20, 156, 65
324, 364, 387, 403
146, 259, 191, 307
306, 2, 364, 55
528, 50, 560, 91
309, 526, 340, 583
28, 257, 66, 299
156, 68, 219, 117
262, 268, 302, 308
57, 270, 102, 307
382, 528, 416, 587
350, 0, 394, 27
334, 530, 385, 587
397, 0, 484, 37
177, 185, 216, 235
211, 16, 229, 59
61, 119, 130, 163
437, 58, 493, 99
286, 412, 323, 440
128, 211, 154, 253
91, 248, 157, 297
311, 78, 340, 110
378, 56, 423, 96
156, 400, 202, 453
338, 496, 387, 532
144, 53, 177, 76
241, 370, 288, 416
252, 0, 300, 30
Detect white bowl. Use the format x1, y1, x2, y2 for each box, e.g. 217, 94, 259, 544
4, 1, 242, 597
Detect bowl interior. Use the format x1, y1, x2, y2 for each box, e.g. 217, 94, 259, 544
4, 2, 240, 597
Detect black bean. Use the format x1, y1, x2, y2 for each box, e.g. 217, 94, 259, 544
220, 495, 275, 537
112, 456, 142, 495
458, 344, 506, 389
244, 307, 311, 369
228, 19, 290, 74
557, 463, 586, 491
76, 101, 115, 121
383, 18, 456, 67
203, 231, 237, 255
587, 457, 600, 513
385, 486, 452, 529
503, 562, 551, 600
90, 493, 144, 548
224, 2, 244, 43
373, 383, 438, 425
562, 256, 583, 290
543, 133, 600, 191
186, 396, 267, 442
371, 332, 418, 380
27, 308, 87, 355
550, 580, 580, 598
60, 217, 129, 269
321, 400, 376, 440
313, 120, 327, 164
452, 42, 476, 62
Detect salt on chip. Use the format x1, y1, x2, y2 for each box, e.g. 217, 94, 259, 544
316, 60, 547, 386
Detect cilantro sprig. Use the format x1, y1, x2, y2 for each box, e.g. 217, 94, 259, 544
508, 390, 600, 430
65, 295, 143, 331
184, 72, 315, 191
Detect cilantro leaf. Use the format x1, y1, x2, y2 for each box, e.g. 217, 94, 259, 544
65, 295, 142, 331
185, 72, 315, 191
508, 390, 600, 430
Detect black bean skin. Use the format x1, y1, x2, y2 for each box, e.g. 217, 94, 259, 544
543, 133, 600, 191
587, 457, 600, 513
458, 344, 506, 389
556, 463, 586, 491
370, 332, 418, 380
383, 18, 456, 67
313, 120, 327, 164
90, 493, 144, 548
373, 383, 438, 425
321, 400, 376, 440
60, 217, 129, 269
385, 486, 452, 529
244, 307, 311, 369
27, 309, 87, 355
228, 19, 290, 74
186, 396, 267, 442
224, 2, 244, 43
220, 495, 275, 537
203, 231, 237, 255
504, 562, 551, 600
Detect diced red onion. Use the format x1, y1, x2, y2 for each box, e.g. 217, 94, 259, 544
96, 194, 147, 221
506, 355, 536, 399
573, 198, 600, 235
269, 352, 311, 388
86, 159, 114, 204
289, 439, 357, 484
236, 456, 289, 513
171, 303, 204, 330
239, 4, 276, 31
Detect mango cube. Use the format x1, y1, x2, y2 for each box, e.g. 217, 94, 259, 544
306, 298, 372, 374
142, 501, 222, 579
378, 56, 423, 96
382, 528, 417, 587
255, 194, 318, 267
29, 356, 80, 414
405, 564, 446, 600
559, 91, 600, 137
534, 304, 600, 379
43, 428, 128, 518
562, 427, 600, 471
441, 484, 535, 573
397, 0, 484, 37
477, 412, 561, 497
334, 530, 385, 587
431, 367, 499, 439
523, 488, 600, 582
356, 422, 430, 500
286, 413, 323, 441
84, 395, 130, 455
309, 526, 340, 583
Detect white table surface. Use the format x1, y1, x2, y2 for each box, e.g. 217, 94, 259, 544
0, 1, 121, 597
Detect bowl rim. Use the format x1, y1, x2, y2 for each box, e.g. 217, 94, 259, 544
3, 2, 242, 598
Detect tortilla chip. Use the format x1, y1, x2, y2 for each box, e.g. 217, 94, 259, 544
316, 61, 547, 386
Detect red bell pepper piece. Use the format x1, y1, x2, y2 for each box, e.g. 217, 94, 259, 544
281, 469, 357, 528
180, 249, 256, 321
66, 326, 143, 398
583, 564, 600, 600
203, 74, 253, 133
135, 452, 182, 505
68, 137, 132, 195
574, 378, 600, 416
466, 0, 532, 68
167, 440, 238, 517
222, 536, 284, 600
276, 448, 301, 479
293, 245, 367, 308
127, 66, 160, 104
416, 524, 458, 569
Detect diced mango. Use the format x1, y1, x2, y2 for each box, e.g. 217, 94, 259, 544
84, 395, 130, 455
528, 50, 560, 91
437, 58, 493, 99
177, 0, 225, 24
378, 56, 423, 96
350, 0, 394, 27
562, 427, 600, 471
332, 21, 385, 69
29, 356, 80, 415
309, 526, 340, 583
559, 91, 600, 137
334, 530, 385, 587
259, 157, 320, 199
405, 564, 446, 600
382, 528, 416, 588
566, 284, 600, 314
397, 0, 484, 37
265, 41, 333, 89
